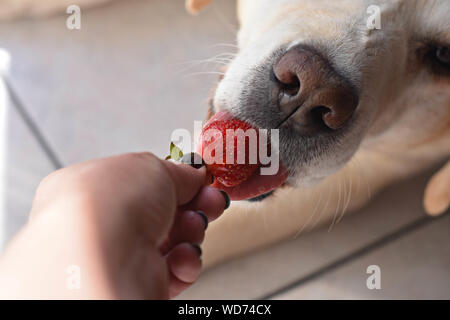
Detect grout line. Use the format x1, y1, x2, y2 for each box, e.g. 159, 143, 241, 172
260, 210, 449, 300
3, 76, 63, 169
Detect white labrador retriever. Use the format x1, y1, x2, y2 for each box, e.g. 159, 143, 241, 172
2, 0, 449, 268
190, 0, 450, 267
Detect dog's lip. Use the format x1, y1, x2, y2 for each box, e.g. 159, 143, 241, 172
199, 109, 290, 201
211, 164, 289, 201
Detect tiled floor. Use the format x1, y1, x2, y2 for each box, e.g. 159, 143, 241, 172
176, 167, 448, 300
0, 75, 55, 248
0, 0, 448, 299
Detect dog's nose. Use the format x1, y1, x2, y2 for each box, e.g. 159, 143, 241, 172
273, 46, 358, 134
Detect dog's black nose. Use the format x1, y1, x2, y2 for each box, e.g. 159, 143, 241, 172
272, 45, 358, 134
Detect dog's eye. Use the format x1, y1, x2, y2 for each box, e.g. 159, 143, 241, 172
426, 45, 450, 76
435, 47, 450, 67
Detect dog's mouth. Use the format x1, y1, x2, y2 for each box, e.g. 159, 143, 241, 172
207, 41, 366, 200
211, 165, 289, 201
201, 107, 290, 201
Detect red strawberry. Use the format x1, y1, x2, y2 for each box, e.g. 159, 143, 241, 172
199, 111, 261, 188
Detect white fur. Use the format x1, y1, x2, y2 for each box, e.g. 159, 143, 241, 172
205, 0, 450, 267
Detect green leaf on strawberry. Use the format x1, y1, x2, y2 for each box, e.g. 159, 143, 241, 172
165, 142, 184, 161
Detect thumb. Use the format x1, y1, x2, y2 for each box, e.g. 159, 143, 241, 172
161, 160, 207, 205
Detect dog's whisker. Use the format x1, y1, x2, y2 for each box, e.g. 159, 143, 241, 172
204, 52, 237, 63
211, 52, 238, 57
177, 61, 220, 75
178, 58, 230, 71
207, 58, 234, 64
328, 178, 342, 232
198, 54, 237, 71
182, 71, 226, 78
177, 53, 237, 74
338, 167, 350, 224
179, 58, 253, 78
208, 43, 239, 49
179, 54, 235, 67
312, 180, 332, 230
337, 172, 347, 225
360, 161, 372, 201
338, 161, 354, 224
294, 186, 323, 239
354, 158, 363, 203
206, 58, 235, 64
353, 156, 372, 201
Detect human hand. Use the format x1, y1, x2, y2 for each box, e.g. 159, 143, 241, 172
0, 152, 229, 299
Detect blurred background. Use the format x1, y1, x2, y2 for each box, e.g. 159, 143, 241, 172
0, 0, 448, 299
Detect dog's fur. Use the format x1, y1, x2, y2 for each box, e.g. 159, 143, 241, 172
4, 0, 449, 268
191, 0, 450, 267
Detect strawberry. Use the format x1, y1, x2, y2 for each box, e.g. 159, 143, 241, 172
199, 111, 261, 188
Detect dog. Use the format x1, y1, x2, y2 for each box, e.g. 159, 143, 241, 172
3, 0, 449, 269
187, 0, 450, 267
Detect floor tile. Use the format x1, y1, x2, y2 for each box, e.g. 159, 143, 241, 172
0, 0, 237, 165
0, 76, 55, 250
178, 167, 440, 299
273, 213, 450, 299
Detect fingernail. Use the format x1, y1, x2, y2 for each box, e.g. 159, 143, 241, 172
196, 211, 209, 230
191, 244, 202, 258
220, 190, 231, 210
181, 152, 205, 169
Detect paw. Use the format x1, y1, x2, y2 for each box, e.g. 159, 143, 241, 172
424, 161, 450, 216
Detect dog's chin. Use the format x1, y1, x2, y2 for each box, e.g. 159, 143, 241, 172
242, 169, 329, 202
